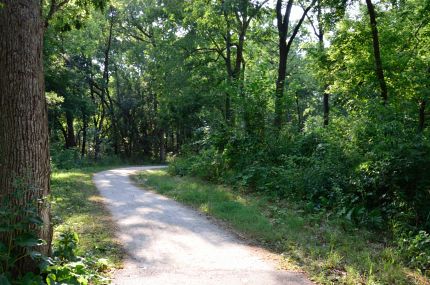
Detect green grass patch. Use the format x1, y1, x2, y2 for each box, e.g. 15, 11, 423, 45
51, 166, 125, 269
134, 169, 429, 285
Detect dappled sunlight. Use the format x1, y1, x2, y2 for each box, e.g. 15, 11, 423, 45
51, 168, 125, 267
91, 166, 314, 284
137, 169, 426, 285
52, 171, 87, 180
87, 195, 105, 203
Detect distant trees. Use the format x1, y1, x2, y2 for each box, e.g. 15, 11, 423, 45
44, 0, 430, 163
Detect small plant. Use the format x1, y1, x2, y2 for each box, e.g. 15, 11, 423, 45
0, 181, 112, 284
54, 230, 79, 261
0, 180, 46, 283
44, 229, 112, 285
398, 230, 430, 273
43, 229, 110, 285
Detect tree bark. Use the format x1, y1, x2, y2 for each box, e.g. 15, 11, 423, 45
323, 92, 329, 126
65, 111, 77, 148
0, 0, 52, 274
81, 114, 88, 158
274, 0, 290, 129
419, 99, 426, 132
159, 131, 166, 162
365, 0, 388, 103
315, 1, 330, 127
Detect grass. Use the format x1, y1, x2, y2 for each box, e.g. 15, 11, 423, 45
133, 169, 430, 285
51, 166, 125, 270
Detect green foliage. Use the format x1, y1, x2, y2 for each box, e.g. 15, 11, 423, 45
54, 230, 79, 261
0, 181, 46, 282
50, 144, 81, 170
50, 143, 126, 170
169, 147, 225, 181
44, 229, 110, 285
0, 170, 119, 284
398, 230, 430, 272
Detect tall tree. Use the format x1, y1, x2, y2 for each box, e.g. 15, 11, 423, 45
222, 0, 268, 125
0, 0, 52, 274
274, 0, 316, 129
365, 0, 388, 103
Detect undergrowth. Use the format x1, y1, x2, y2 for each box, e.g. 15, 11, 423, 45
0, 166, 123, 284
134, 169, 429, 285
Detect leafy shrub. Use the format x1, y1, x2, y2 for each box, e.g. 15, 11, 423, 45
54, 230, 79, 261
169, 147, 224, 181
398, 230, 430, 272
50, 142, 126, 170
0, 181, 47, 282
0, 181, 112, 284
171, 108, 430, 272
50, 143, 81, 170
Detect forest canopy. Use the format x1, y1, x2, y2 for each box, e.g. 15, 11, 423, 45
45, 0, 430, 216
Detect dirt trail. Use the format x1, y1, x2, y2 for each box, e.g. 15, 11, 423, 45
94, 166, 313, 285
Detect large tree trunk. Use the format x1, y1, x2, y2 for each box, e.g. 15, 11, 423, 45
0, 0, 52, 275
365, 0, 388, 103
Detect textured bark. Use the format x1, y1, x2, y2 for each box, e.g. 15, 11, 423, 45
419, 99, 426, 132
365, 0, 388, 103
0, 0, 52, 274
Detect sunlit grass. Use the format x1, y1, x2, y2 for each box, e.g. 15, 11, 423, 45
133, 170, 275, 241
134, 169, 429, 285
51, 167, 124, 268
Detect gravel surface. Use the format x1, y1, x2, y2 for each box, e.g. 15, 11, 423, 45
93, 166, 314, 285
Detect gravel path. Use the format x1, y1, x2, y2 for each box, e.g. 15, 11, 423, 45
93, 166, 313, 285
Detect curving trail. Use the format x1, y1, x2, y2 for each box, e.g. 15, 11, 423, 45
93, 166, 313, 285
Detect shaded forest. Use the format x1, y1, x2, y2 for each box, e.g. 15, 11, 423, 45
46, 0, 430, 274
1, 0, 430, 283
46, 0, 430, 231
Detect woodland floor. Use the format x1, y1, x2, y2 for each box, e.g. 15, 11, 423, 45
93, 166, 313, 285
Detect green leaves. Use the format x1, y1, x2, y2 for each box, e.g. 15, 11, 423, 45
15, 233, 45, 248
0, 275, 11, 285
54, 230, 79, 261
